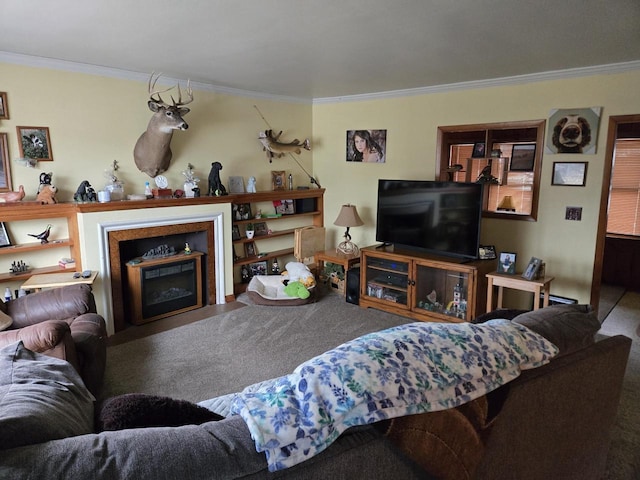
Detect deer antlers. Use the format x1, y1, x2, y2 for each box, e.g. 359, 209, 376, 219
148, 72, 193, 108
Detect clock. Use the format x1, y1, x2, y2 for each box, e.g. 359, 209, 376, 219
154, 175, 168, 189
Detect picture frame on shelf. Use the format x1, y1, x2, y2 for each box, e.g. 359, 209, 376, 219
232, 224, 241, 241
510, 144, 536, 171
498, 252, 516, 274
522, 257, 543, 281
17, 126, 54, 161
471, 142, 486, 158
0, 222, 11, 248
0, 133, 12, 192
0, 92, 9, 120
271, 170, 286, 191
249, 260, 268, 276
273, 199, 295, 215
254, 221, 268, 236
244, 241, 257, 258
552, 162, 588, 186
228, 176, 245, 193
233, 203, 252, 221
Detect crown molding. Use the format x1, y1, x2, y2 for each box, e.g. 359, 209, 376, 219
1, 51, 638, 105
312, 60, 640, 104
0, 51, 311, 104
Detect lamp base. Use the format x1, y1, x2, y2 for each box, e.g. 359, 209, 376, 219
337, 241, 359, 256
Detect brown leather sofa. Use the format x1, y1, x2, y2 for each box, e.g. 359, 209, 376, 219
0, 284, 107, 395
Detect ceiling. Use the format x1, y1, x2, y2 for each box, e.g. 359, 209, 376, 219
1, 0, 639, 101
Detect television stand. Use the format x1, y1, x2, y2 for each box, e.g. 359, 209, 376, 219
359, 245, 496, 323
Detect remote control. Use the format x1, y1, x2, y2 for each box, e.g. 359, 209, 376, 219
81, 270, 92, 278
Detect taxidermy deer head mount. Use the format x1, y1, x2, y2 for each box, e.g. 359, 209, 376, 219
133, 73, 194, 177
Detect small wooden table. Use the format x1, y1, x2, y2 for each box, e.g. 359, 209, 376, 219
315, 249, 360, 296
486, 272, 554, 312
21, 271, 98, 292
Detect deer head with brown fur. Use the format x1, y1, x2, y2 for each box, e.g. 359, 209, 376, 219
134, 73, 194, 177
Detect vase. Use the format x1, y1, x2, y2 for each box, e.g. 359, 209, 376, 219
246, 230, 255, 239
184, 181, 196, 198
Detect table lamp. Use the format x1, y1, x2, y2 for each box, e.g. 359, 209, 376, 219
333, 204, 364, 255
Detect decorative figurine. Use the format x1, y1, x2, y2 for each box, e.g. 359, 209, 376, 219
207, 161, 228, 196
28, 224, 52, 244
9, 260, 29, 274
0, 185, 25, 203
182, 163, 200, 198
37, 172, 53, 195
241, 265, 250, 283
73, 180, 97, 202
271, 259, 280, 275
36, 185, 58, 204
247, 176, 257, 193
258, 129, 311, 162
184, 243, 192, 254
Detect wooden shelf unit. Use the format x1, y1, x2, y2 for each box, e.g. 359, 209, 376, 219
0, 203, 81, 285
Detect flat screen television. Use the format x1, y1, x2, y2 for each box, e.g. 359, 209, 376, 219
376, 179, 483, 260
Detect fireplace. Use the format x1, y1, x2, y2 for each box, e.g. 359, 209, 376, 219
125, 252, 204, 324
96, 212, 225, 333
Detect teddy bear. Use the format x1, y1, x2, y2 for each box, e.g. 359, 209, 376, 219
281, 261, 316, 289
36, 184, 58, 204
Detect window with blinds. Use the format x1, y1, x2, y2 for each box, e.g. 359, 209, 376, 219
607, 139, 640, 236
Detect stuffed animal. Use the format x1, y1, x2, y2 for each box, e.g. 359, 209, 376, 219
281, 261, 316, 288
284, 281, 310, 299
36, 184, 58, 204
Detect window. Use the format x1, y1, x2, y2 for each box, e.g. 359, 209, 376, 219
607, 139, 640, 236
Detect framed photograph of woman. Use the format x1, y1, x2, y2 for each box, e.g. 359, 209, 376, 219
0, 133, 12, 192
346, 129, 386, 163
499, 252, 516, 274
471, 142, 486, 158
17, 126, 54, 161
0, 92, 9, 120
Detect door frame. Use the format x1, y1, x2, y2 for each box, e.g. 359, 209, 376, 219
591, 114, 640, 307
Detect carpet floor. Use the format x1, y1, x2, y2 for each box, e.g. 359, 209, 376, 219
102, 289, 640, 479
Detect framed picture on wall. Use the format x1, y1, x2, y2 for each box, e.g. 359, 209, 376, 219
346, 129, 386, 163
0, 92, 9, 120
510, 144, 536, 171
552, 162, 588, 186
17, 126, 54, 161
0, 133, 12, 192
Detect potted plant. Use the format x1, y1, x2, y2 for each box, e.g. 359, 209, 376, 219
246, 223, 255, 239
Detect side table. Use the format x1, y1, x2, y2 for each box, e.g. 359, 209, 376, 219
21, 271, 98, 293
486, 272, 554, 312
315, 249, 360, 296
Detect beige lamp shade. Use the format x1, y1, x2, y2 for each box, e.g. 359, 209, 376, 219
333, 204, 364, 255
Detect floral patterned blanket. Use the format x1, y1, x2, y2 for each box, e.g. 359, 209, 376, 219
230, 319, 559, 471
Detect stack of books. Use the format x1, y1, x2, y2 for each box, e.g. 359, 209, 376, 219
59, 258, 76, 269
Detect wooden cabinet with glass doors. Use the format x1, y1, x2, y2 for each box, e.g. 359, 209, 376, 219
437, 120, 545, 221
359, 245, 495, 323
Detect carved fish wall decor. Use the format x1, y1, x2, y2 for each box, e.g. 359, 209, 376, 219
259, 130, 310, 162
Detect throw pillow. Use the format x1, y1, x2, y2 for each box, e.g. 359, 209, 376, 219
0, 341, 95, 449
512, 304, 601, 357
98, 393, 224, 431
0, 309, 12, 331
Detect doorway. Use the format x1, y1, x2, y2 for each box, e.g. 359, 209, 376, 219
591, 114, 640, 317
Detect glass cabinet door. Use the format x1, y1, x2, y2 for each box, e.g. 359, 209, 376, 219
413, 263, 469, 320
363, 254, 409, 307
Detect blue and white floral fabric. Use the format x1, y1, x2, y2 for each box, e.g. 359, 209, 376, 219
230, 319, 558, 471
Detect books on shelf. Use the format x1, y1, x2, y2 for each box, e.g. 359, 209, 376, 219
59, 258, 76, 269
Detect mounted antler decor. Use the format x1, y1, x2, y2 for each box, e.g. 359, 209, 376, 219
133, 73, 194, 177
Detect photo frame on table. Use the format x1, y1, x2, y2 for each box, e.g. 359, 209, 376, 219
498, 252, 516, 274
244, 241, 257, 258
509, 144, 536, 171
271, 170, 286, 191
233, 203, 252, 221
552, 162, 588, 186
17, 126, 54, 161
522, 257, 543, 281
471, 142, 486, 158
249, 261, 268, 276
0, 222, 11, 248
478, 245, 497, 260
0, 92, 9, 120
0, 133, 12, 192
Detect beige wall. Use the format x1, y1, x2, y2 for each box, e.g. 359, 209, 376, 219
313, 70, 640, 304
2, 60, 640, 309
